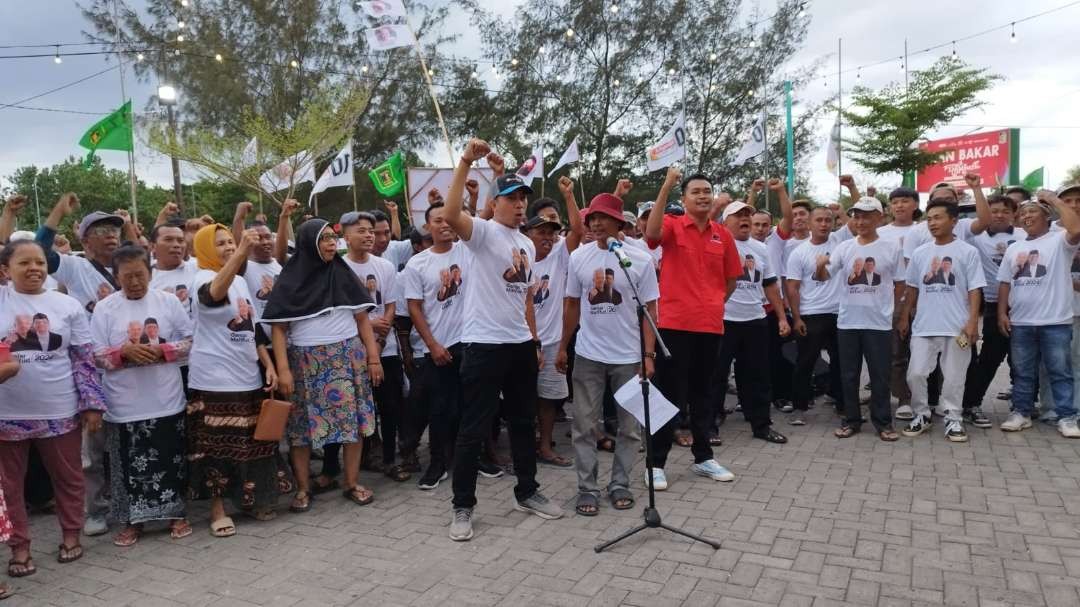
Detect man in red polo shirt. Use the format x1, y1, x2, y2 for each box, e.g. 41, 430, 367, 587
644, 167, 743, 490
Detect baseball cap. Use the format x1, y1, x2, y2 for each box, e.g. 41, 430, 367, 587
495, 174, 534, 197
8, 230, 35, 242
521, 215, 561, 231
637, 201, 655, 218
721, 201, 753, 221
847, 197, 884, 216
1058, 183, 1080, 198
1019, 198, 1056, 219
77, 211, 124, 240
622, 211, 637, 227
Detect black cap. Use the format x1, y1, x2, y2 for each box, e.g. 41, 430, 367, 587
521, 215, 561, 231
495, 173, 534, 197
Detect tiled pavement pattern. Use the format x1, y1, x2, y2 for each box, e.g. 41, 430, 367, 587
10, 370, 1080, 606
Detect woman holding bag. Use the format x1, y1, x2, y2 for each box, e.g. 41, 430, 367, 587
186, 224, 293, 538
261, 218, 383, 513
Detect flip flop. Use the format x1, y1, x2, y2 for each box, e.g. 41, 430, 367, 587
344, 485, 374, 506
289, 491, 312, 513
112, 526, 142, 548
6, 557, 35, 578
834, 425, 860, 439
878, 429, 900, 442
575, 493, 599, 516
57, 543, 83, 564
209, 516, 236, 538
0, 581, 12, 600
537, 453, 573, 468
170, 519, 193, 540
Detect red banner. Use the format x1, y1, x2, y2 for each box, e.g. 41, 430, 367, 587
916, 129, 1013, 192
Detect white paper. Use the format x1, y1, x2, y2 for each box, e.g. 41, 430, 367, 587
614, 376, 679, 434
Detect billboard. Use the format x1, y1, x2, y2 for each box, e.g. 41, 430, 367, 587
915, 128, 1020, 192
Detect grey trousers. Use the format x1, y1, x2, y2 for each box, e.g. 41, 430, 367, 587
81, 425, 109, 518
571, 355, 642, 496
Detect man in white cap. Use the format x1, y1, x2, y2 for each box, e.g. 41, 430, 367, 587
816, 197, 906, 441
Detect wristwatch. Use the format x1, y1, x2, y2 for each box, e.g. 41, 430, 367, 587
644, 352, 657, 359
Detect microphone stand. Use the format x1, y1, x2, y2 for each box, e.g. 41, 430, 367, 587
594, 240, 721, 553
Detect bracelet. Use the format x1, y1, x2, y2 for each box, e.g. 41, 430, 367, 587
644, 352, 657, 359
367, 360, 382, 366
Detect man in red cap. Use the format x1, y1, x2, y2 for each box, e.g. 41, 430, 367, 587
643, 167, 743, 490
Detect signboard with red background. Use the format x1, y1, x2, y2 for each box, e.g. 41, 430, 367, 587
915, 128, 1020, 192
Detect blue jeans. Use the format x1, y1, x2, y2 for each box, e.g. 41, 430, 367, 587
1010, 324, 1077, 420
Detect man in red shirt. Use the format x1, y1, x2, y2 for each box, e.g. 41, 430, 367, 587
644, 167, 743, 490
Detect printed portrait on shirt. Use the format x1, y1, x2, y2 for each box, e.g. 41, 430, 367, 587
1013, 250, 1047, 280
174, 284, 189, 303
922, 256, 956, 286
738, 254, 762, 283
227, 297, 256, 333
363, 274, 383, 305
437, 264, 463, 302
502, 247, 531, 284
140, 318, 166, 344
587, 268, 623, 306
8, 313, 63, 352
532, 274, 551, 306
992, 240, 1016, 267
256, 275, 274, 301
847, 257, 882, 286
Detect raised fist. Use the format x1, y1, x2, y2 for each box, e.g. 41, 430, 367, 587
426, 189, 443, 205
558, 176, 575, 197
237, 228, 260, 251
664, 166, 682, 187
462, 139, 491, 163
235, 201, 254, 217
839, 175, 855, 187
751, 178, 766, 192
767, 178, 784, 191
465, 180, 479, 199
614, 179, 633, 199
114, 209, 132, 224
486, 152, 506, 176
160, 202, 180, 217
384, 200, 399, 214
3, 195, 28, 214
54, 192, 80, 216
964, 173, 981, 189
281, 199, 300, 217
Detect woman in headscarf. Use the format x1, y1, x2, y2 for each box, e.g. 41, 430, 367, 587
262, 218, 383, 512
186, 224, 293, 538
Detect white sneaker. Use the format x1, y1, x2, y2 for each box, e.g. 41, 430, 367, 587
1058, 418, 1080, 438
895, 404, 914, 420
645, 468, 668, 491
691, 459, 735, 482
83, 515, 108, 537
1000, 412, 1032, 432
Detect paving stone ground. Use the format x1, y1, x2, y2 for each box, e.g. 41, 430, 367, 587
10, 367, 1080, 606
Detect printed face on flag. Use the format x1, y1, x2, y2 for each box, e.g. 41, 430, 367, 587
517, 156, 537, 176
375, 26, 397, 43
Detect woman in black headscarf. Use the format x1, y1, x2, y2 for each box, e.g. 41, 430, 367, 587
262, 219, 383, 511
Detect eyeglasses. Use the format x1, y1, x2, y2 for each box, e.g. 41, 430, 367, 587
318, 232, 338, 243
87, 226, 121, 237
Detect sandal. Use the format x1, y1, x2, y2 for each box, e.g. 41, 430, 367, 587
575, 493, 599, 516
384, 464, 412, 482
834, 425, 860, 439
310, 475, 339, 495
344, 485, 374, 506
289, 491, 312, 512
0, 581, 11, 600
244, 509, 277, 522
57, 542, 83, 564
596, 437, 615, 453
675, 431, 693, 448
537, 452, 573, 468
170, 519, 193, 540
112, 525, 142, 548
209, 516, 236, 538
879, 429, 900, 442
6, 557, 35, 578
609, 487, 635, 510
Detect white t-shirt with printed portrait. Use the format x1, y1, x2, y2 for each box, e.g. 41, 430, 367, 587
997, 230, 1080, 326
0, 286, 90, 420
52, 254, 117, 315
242, 259, 282, 322
460, 217, 536, 344
903, 218, 976, 260
90, 289, 192, 423
567, 242, 659, 365
906, 239, 986, 337
531, 238, 570, 346
151, 260, 199, 319
785, 239, 844, 316
827, 236, 905, 330
963, 227, 1026, 303
344, 254, 399, 357
402, 242, 471, 354
726, 238, 773, 322
188, 270, 263, 392
878, 222, 918, 253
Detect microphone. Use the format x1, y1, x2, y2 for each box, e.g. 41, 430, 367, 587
605, 237, 633, 268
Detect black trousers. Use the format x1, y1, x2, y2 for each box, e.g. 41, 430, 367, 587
963, 303, 1011, 410
374, 356, 405, 465
767, 313, 794, 402
453, 341, 539, 509
715, 319, 774, 435
792, 313, 842, 412
421, 344, 463, 472
838, 329, 893, 431
650, 329, 722, 467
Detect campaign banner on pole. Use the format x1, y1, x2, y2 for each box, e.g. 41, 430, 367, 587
645, 114, 686, 172
915, 128, 1019, 192
406, 167, 496, 227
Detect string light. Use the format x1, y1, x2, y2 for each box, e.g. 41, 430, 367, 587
539, 45, 545, 54
951, 41, 957, 58
565, 28, 574, 38
470, 69, 478, 79
610, 3, 618, 13
1010, 22, 1017, 43
613, 78, 620, 86
177, 20, 186, 29
668, 68, 675, 75
136, 52, 144, 62
510, 58, 518, 66
428, 68, 434, 76
289, 59, 298, 68
53, 46, 62, 64
214, 53, 223, 62
709, 52, 717, 62
361, 64, 369, 73
749, 38, 756, 48
636, 76, 643, 85
180, 0, 188, 5
176, 34, 185, 42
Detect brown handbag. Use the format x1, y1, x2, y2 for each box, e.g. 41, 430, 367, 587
254, 392, 292, 442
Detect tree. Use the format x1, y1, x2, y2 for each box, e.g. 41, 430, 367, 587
1064, 165, 1080, 188
841, 57, 1000, 179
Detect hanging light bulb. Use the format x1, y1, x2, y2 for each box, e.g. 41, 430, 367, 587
539, 45, 546, 55
1010, 22, 1017, 43
951, 41, 957, 58
668, 68, 675, 75
613, 78, 620, 86
636, 76, 643, 85
215, 53, 223, 62
797, 3, 806, 18
361, 64, 369, 73
290, 59, 299, 68
180, 0, 188, 5
136, 52, 144, 62
470, 69, 478, 79
899, 57, 905, 72
709, 52, 717, 62
856, 69, 861, 81
610, 3, 618, 13
709, 84, 716, 92
176, 34, 185, 42
511, 58, 518, 66
177, 20, 186, 29
565, 28, 574, 38
428, 68, 435, 76
53, 46, 62, 64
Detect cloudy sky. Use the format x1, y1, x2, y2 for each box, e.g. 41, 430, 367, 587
2, 0, 1078, 205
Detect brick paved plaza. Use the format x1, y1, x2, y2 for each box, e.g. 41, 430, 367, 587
10, 370, 1080, 606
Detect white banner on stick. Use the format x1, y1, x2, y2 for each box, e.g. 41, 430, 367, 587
645, 113, 686, 172
406, 167, 496, 227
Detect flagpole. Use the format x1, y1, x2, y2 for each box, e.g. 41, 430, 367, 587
352, 185, 359, 213
784, 80, 795, 196
404, 22, 455, 166
112, 0, 138, 225
762, 78, 769, 214
838, 37, 843, 201
679, 44, 690, 171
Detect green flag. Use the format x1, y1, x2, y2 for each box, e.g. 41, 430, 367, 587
368, 151, 405, 197
78, 100, 134, 169
1021, 167, 1044, 191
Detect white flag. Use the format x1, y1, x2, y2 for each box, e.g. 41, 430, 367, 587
645, 114, 686, 172
241, 137, 258, 166
365, 24, 416, 51
825, 117, 841, 175
731, 116, 766, 167
259, 151, 315, 193
516, 146, 545, 185
360, 0, 406, 18
546, 137, 580, 178
309, 141, 354, 204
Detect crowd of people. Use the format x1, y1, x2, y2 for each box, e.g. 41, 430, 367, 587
0, 135, 1079, 597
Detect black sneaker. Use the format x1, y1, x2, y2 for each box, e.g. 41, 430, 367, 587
478, 460, 504, 478
996, 390, 1012, 401
963, 407, 992, 429
901, 415, 932, 437
417, 467, 447, 490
